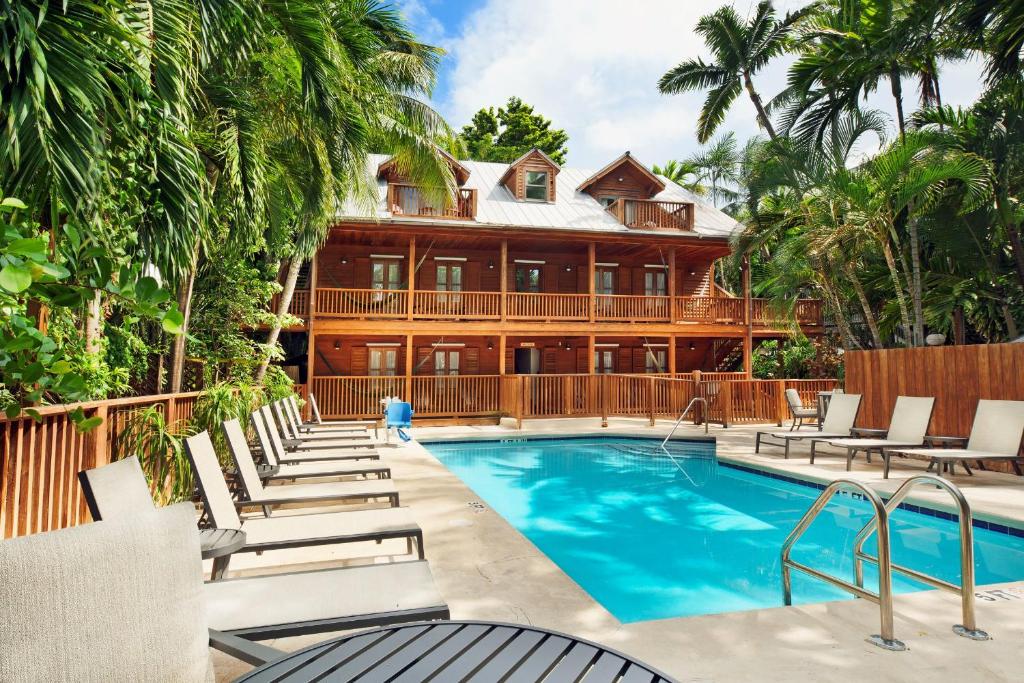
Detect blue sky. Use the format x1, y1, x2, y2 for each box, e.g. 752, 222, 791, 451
397, 0, 986, 169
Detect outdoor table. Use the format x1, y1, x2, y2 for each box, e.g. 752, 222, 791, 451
816, 391, 835, 428
234, 620, 680, 683
200, 528, 246, 580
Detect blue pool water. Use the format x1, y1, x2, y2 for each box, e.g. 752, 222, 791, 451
425, 437, 1024, 623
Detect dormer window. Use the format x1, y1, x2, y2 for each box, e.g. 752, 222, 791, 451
525, 171, 549, 201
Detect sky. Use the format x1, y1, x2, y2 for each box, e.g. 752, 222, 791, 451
396, 0, 988, 171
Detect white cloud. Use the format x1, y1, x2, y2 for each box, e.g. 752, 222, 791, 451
439, 0, 987, 169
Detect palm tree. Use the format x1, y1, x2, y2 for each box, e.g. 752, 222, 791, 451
651, 160, 707, 195
686, 133, 741, 209
658, 1, 808, 142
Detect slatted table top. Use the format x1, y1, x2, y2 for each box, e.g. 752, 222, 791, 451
234, 620, 679, 683
199, 528, 246, 560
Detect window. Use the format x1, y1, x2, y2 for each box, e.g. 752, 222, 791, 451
436, 264, 463, 305
644, 270, 667, 296
368, 348, 397, 376
515, 266, 541, 293
524, 171, 548, 201
434, 349, 460, 376
371, 260, 402, 303
599, 196, 617, 208
645, 349, 667, 374
594, 267, 615, 295
594, 350, 615, 374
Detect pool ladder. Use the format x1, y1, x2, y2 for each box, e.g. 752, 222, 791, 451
780, 474, 990, 650
661, 397, 708, 446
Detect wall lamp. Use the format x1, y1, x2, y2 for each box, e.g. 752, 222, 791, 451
486, 339, 494, 351
688, 342, 696, 351
333, 339, 341, 350
487, 260, 495, 270
564, 264, 573, 272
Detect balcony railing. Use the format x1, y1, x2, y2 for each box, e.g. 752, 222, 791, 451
606, 199, 694, 231
506, 292, 590, 320
595, 294, 671, 321
311, 288, 823, 327
387, 183, 476, 220
413, 290, 501, 319
269, 289, 309, 318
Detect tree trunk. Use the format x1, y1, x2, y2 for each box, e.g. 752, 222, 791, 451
255, 256, 303, 383
168, 242, 200, 393
819, 277, 861, 351
881, 239, 913, 346
743, 71, 778, 140
907, 215, 925, 347
84, 290, 103, 354
890, 65, 906, 138
844, 263, 883, 348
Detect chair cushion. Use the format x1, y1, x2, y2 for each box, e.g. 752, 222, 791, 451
0, 503, 212, 682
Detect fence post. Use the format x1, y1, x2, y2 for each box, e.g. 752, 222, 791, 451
91, 404, 110, 470
648, 376, 656, 427
165, 395, 177, 426
692, 370, 703, 424
775, 380, 787, 427
521, 376, 529, 427
564, 375, 573, 415
601, 375, 609, 428
722, 381, 734, 428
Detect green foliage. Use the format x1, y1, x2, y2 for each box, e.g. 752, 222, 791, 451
191, 383, 263, 464
752, 337, 844, 379
0, 199, 182, 423
115, 406, 194, 504
262, 365, 297, 402
458, 97, 569, 164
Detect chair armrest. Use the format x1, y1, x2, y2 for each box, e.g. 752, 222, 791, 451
208, 629, 285, 666
851, 427, 887, 437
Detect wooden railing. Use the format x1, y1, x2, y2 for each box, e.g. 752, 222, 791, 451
413, 291, 501, 319
310, 287, 822, 327
594, 294, 671, 321
387, 183, 477, 220
311, 376, 406, 418
411, 375, 501, 416
606, 199, 694, 231
1, 392, 203, 539
317, 288, 408, 318
703, 378, 839, 426
268, 289, 309, 318
506, 292, 589, 320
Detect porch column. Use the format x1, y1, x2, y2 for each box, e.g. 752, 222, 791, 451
587, 335, 595, 373
404, 333, 414, 400
587, 242, 596, 322
742, 256, 753, 377
407, 236, 416, 321
500, 239, 508, 321
668, 246, 676, 323
498, 335, 506, 375
668, 335, 677, 375
306, 251, 319, 400
709, 260, 717, 296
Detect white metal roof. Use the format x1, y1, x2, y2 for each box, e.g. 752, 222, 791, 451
337, 154, 742, 239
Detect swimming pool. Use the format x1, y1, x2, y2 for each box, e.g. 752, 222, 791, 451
424, 436, 1024, 623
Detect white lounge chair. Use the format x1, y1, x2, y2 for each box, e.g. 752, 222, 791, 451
755, 393, 863, 458
821, 396, 935, 474
285, 395, 375, 437
784, 388, 819, 431
254, 406, 381, 463
888, 399, 1024, 478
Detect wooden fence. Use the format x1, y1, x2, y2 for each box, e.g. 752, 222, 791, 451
0, 392, 202, 539
846, 343, 1024, 438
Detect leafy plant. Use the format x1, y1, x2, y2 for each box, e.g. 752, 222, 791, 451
115, 406, 194, 504
190, 382, 263, 464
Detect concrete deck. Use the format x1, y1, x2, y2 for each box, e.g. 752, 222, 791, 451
212, 419, 1024, 682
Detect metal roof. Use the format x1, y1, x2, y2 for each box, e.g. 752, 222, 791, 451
337, 154, 743, 239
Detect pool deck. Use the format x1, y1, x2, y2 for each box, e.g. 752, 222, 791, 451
212, 418, 1024, 682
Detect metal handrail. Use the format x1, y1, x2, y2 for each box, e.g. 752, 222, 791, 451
852, 475, 989, 640
661, 397, 708, 446
781, 480, 905, 651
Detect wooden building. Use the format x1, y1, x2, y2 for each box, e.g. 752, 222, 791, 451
276, 150, 822, 419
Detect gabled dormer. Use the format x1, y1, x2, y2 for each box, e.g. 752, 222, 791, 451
377, 151, 476, 220
579, 152, 693, 232
498, 148, 560, 203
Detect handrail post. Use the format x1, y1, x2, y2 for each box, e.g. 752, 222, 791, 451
601, 374, 609, 428
722, 381, 733, 427
648, 376, 656, 426
775, 379, 787, 427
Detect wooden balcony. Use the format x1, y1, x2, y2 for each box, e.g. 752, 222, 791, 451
269, 289, 309, 318
387, 183, 477, 220
311, 288, 824, 328
606, 199, 694, 231
506, 292, 590, 321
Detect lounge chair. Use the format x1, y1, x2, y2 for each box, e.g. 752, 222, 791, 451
309, 392, 382, 433
186, 432, 400, 514
52, 493, 445, 648
81, 456, 425, 564
274, 398, 368, 442
285, 395, 373, 436
755, 393, 863, 458
269, 401, 379, 450
821, 396, 936, 475
0, 501, 285, 678
225, 417, 390, 482
784, 388, 820, 431
888, 399, 1024, 478
254, 406, 381, 463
